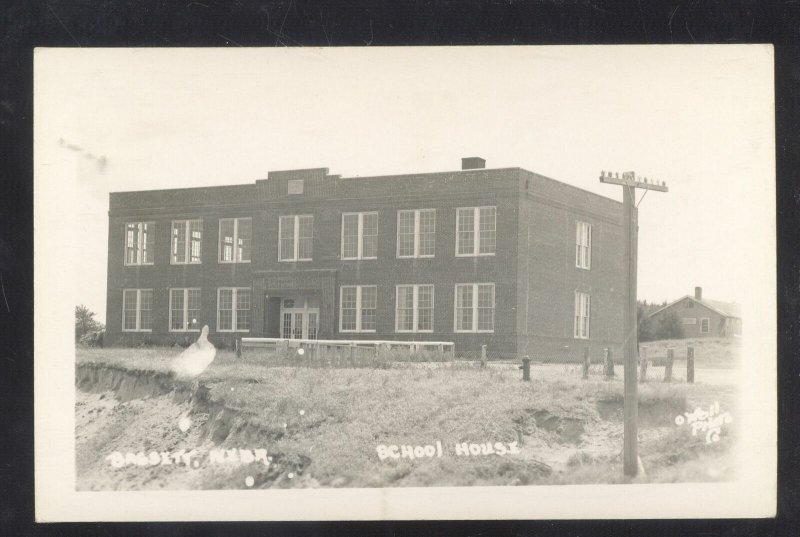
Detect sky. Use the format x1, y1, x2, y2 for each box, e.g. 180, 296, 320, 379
34, 46, 775, 324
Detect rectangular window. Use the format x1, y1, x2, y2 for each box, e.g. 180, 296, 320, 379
395, 284, 434, 333
279, 215, 313, 261
575, 221, 592, 269
574, 291, 591, 339
700, 317, 710, 333
217, 288, 251, 332
172, 220, 202, 264
341, 212, 378, 260
218, 218, 251, 263
170, 288, 201, 331
339, 285, 377, 332
397, 209, 436, 258
124, 222, 154, 265
456, 207, 496, 256
122, 289, 153, 331
681, 317, 698, 325
454, 283, 495, 332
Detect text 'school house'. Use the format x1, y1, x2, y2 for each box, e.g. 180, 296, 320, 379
106, 158, 631, 360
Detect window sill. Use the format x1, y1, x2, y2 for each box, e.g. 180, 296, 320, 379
122, 329, 152, 333
218, 260, 252, 264
455, 253, 496, 258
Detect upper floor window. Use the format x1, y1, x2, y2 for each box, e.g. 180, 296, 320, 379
122, 289, 153, 331
218, 218, 251, 263
170, 288, 201, 332
574, 291, 591, 339
454, 283, 494, 333
456, 206, 496, 256
341, 212, 378, 260
339, 285, 376, 333
124, 222, 154, 266
397, 209, 435, 258
279, 215, 313, 261
575, 221, 592, 270
396, 284, 434, 333
172, 220, 202, 264
217, 287, 251, 332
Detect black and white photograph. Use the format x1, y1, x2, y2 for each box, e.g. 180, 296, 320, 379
33, 45, 776, 521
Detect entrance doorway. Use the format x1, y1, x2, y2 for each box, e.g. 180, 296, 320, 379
280, 296, 320, 339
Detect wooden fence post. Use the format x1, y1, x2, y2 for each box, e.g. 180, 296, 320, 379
438, 343, 444, 362
520, 356, 531, 381
480, 344, 487, 367
349, 342, 356, 365
604, 347, 615, 378
686, 346, 695, 383
639, 346, 648, 383
664, 348, 674, 382
582, 346, 590, 380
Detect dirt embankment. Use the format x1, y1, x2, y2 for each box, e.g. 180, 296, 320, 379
75, 363, 311, 491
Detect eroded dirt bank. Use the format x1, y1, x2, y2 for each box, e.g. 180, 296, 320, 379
75, 363, 312, 490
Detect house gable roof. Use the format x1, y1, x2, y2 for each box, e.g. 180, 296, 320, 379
648, 295, 741, 319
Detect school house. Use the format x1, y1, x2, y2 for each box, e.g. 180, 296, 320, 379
105, 157, 630, 361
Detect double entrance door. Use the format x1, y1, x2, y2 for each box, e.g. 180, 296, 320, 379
280, 295, 319, 340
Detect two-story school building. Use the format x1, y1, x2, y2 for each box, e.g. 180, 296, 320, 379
105, 157, 630, 361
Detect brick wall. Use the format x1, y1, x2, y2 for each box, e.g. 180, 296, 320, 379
515, 170, 628, 363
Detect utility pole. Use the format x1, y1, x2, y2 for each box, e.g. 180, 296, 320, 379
600, 170, 667, 477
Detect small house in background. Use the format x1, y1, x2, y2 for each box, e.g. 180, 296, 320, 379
648, 287, 742, 338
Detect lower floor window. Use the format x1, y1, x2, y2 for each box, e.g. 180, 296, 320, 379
170, 288, 201, 331
340, 285, 377, 332
700, 317, 710, 333
574, 291, 591, 339
217, 287, 251, 332
454, 283, 494, 333
123, 289, 153, 331
396, 284, 434, 332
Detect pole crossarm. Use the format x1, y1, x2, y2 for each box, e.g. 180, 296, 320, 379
600, 171, 669, 192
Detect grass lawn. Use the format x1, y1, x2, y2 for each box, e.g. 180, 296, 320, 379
76, 346, 740, 489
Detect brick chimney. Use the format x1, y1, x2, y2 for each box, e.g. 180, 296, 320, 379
695, 286, 702, 300
461, 157, 486, 170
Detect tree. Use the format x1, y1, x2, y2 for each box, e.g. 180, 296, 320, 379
637, 302, 656, 342
75, 305, 103, 341
655, 311, 685, 340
